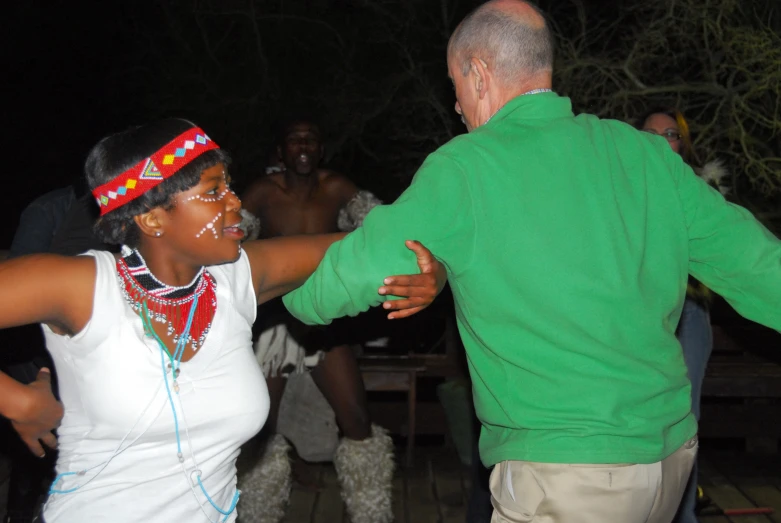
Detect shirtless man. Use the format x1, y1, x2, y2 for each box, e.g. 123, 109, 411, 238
243, 121, 377, 238
239, 116, 392, 523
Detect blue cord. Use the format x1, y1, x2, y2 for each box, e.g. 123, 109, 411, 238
148, 296, 240, 520
197, 475, 241, 521
49, 471, 80, 494
148, 295, 199, 456
51, 295, 238, 520
159, 328, 183, 455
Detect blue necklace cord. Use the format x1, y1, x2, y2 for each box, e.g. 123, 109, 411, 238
51, 293, 239, 521
145, 296, 240, 519
143, 296, 198, 457
49, 471, 81, 495
197, 476, 241, 521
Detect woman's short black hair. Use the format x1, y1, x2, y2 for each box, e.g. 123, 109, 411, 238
85, 118, 231, 246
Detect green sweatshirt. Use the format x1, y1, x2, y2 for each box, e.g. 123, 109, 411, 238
283, 92, 781, 466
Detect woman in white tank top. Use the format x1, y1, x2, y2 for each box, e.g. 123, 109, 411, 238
0, 118, 445, 523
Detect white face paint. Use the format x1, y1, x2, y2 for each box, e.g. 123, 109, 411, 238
184, 187, 233, 203
196, 212, 222, 239
189, 172, 239, 240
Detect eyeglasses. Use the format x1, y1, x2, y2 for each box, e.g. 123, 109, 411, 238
642, 129, 681, 142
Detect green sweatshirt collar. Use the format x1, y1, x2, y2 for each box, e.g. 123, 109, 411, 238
486, 91, 574, 125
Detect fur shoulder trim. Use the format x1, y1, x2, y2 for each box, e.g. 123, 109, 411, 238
695, 159, 730, 195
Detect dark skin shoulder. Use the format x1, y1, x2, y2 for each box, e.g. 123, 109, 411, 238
241, 169, 359, 238
317, 169, 360, 205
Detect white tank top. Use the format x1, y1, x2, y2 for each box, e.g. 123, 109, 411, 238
42, 249, 269, 523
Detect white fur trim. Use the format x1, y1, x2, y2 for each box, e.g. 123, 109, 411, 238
238, 209, 261, 241
237, 434, 292, 523
338, 190, 383, 232
696, 160, 730, 195
334, 424, 395, 523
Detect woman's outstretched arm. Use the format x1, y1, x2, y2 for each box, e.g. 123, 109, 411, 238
0, 254, 95, 454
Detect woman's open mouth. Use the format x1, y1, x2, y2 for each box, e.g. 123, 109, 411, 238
223, 224, 245, 240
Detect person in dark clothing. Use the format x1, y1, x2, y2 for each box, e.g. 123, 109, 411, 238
9, 178, 111, 258
1, 179, 114, 523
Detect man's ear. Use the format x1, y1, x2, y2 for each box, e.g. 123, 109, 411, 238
471, 57, 490, 99
133, 208, 165, 239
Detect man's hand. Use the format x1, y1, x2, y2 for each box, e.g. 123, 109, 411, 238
11, 368, 63, 456
378, 240, 447, 319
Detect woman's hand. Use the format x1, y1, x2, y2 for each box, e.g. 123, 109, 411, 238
10, 368, 63, 456
378, 240, 447, 319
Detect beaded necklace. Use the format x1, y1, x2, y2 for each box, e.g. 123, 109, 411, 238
51, 252, 237, 521
116, 245, 217, 351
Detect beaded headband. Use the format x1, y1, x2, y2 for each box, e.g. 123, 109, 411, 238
91, 127, 219, 216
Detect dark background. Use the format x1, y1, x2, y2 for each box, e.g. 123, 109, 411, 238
3, 0, 473, 248
3, 0, 780, 248
4, 2, 139, 247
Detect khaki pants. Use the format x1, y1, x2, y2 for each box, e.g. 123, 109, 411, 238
489, 436, 698, 523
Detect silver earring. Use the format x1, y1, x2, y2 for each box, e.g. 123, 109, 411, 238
155, 231, 162, 237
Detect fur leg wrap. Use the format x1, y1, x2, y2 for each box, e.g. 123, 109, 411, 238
334, 424, 395, 523
237, 434, 292, 523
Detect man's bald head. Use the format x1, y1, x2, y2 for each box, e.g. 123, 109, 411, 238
448, 0, 553, 86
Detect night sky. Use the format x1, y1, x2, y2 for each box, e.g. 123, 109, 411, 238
5, 2, 141, 247
4, 0, 479, 248
5, 0, 778, 249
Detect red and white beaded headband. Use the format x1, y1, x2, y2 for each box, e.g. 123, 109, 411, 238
91, 127, 220, 216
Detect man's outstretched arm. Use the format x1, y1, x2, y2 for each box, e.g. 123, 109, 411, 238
671, 147, 781, 331
282, 152, 474, 324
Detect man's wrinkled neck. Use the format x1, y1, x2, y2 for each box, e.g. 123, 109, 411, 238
477, 72, 553, 128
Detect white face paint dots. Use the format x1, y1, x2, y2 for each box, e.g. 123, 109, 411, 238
196, 212, 222, 239
185, 187, 232, 203
188, 174, 240, 240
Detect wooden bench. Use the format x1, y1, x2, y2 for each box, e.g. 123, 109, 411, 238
360, 321, 781, 457
359, 355, 428, 467
700, 327, 781, 453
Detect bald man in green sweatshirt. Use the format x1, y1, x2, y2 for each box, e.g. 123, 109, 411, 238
282, 2, 781, 522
